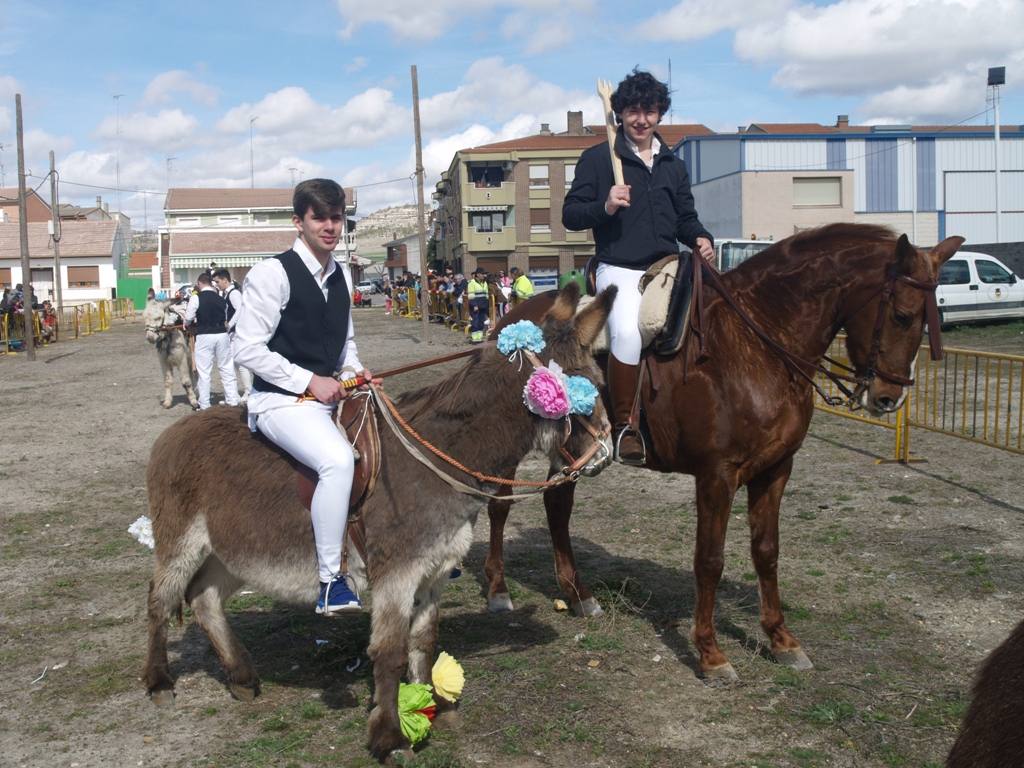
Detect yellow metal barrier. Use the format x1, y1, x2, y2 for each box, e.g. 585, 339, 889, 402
1, 313, 9, 354
815, 336, 1024, 459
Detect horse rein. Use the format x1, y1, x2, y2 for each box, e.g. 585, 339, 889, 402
697, 258, 942, 409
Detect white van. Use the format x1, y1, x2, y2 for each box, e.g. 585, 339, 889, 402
937, 251, 1024, 325
715, 238, 774, 271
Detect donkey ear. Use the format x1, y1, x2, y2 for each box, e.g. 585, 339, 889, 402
928, 235, 964, 271
545, 280, 582, 323
895, 233, 919, 275
574, 285, 617, 348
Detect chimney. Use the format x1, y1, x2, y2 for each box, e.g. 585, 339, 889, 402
836, 114, 849, 128
567, 110, 583, 136
539, 123, 551, 136
96, 195, 102, 208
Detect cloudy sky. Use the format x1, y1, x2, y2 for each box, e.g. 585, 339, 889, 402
1, 0, 1020, 228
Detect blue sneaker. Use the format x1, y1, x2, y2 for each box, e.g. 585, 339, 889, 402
316, 574, 361, 615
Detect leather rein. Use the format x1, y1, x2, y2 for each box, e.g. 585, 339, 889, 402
321, 344, 610, 500
690, 257, 942, 409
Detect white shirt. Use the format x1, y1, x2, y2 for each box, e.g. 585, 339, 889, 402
626, 135, 661, 170
223, 285, 243, 330
232, 237, 362, 425
183, 286, 222, 328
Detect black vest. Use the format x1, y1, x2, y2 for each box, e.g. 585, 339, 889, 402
194, 290, 227, 335
224, 286, 239, 323
252, 249, 351, 396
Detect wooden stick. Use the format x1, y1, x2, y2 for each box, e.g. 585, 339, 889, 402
596, 79, 624, 186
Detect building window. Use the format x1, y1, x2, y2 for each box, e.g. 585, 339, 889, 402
977, 260, 1015, 285
0, 267, 11, 287
939, 260, 970, 285
67, 266, 100, 287
529, 207, 551, 233
468, 165, 504, 188
564, 163, 576, 188
176, 216, 201, 227
793, 177, 841, 207
529, 164, 549, 188
470, 211, 505, 232
253, 213, 270, 224
218, 215, 242, 226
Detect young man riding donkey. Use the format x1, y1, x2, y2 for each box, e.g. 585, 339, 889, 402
564, 68, 714, 464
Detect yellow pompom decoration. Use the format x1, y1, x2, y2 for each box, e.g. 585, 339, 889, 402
431, 651, 465, 703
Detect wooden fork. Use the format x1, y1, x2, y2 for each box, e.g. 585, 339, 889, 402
596, 78, 625, 185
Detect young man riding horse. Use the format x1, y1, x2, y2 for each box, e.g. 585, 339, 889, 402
563, 68, 714, 464
232, 179, 372, 615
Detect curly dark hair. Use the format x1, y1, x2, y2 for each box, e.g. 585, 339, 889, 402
610, 68, 670, 122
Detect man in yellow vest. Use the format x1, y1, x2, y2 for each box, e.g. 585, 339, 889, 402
510, 267, 534, 304
466, 267, 490, 343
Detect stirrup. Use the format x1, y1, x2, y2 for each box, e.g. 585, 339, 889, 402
614, 427, 647, 467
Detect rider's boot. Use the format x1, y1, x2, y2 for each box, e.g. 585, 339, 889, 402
607, 356, 646, 466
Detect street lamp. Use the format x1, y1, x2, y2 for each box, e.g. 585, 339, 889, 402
249, 116, 258, 189
988, 66, 1006, 242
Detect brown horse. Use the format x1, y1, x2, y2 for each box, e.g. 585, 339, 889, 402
143, 283, 614, 760
484, 223, 963, 680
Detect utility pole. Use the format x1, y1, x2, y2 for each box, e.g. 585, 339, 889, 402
249, 116, 258, 189
49, 150, 63, 315
411, 65, 430, 345
988, 67, 1005, 242
289, 166, 299, 187
0, 142, 6, 187
16, 95, 35, 360
113, 94, 123, 215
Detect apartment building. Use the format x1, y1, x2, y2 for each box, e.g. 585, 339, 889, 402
434, 111, 712, 284
158, 187, 360, 289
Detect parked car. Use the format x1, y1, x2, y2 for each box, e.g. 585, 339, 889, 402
714, 238, 774, 271
937, 251, 1024, 325
355, 281, 377, 295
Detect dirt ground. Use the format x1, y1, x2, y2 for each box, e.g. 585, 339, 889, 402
1, 310, 1023, 768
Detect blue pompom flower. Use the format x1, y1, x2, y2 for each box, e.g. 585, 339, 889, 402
497, 320, 546, 356
565, 375, 599, 415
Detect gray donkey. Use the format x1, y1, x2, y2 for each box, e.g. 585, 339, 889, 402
143, 282, 615, 760
142, 299, 198, 410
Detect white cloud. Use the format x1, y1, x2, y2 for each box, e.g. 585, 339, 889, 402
217, 86, 406, 150
634, 0, 792, 41
333, 0, 590, 43
95, 109, 199, 149
345, 56, 368, 74
0, 75, 20, 136
142, 70, 218, 107
420, 57, 601, 136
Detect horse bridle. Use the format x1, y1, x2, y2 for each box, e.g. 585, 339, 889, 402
699, 258, 942, 409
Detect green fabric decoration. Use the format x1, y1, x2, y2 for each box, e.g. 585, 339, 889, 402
397, 682, 436, 746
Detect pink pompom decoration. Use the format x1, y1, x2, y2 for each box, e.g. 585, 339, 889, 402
523, 366, 571, 419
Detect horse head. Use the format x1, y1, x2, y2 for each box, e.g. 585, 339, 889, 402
536, 281, 618, 476
843, 234, 963, 416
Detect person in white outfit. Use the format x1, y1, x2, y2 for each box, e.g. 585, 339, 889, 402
232, 178, 371, 615
183, 272, 239, 410
212, 268, 252, 403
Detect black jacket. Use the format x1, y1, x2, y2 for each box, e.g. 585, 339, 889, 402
562, 129, 712, 269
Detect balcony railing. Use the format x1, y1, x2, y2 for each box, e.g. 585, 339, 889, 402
463, 181, 515, 208
466, 227, 516, 251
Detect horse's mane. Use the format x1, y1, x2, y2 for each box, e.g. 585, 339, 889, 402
394, 348, 516, 421
730, 222, 898, 278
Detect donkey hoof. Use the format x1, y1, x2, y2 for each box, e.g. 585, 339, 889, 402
149, 688, 175, 708
702, 662, 739, 684
774, 647, 813, 670
571, 597, 604, 618
228, 681, 260, 702
161, 401, 172, 410
487, 593, 514, 613
385, 748, 415, 766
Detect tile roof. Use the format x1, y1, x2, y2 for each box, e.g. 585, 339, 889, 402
0, 187, 51, 207
460, 124, 713, 154
165, 187, 357, 212
129, 250, 157, 269
0, 220, 118, 260
170, 230, 297, 255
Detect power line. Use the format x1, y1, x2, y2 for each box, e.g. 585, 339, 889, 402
25, 172, 417, 196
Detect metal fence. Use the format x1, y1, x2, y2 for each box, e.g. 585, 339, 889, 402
1, 299, 136, 355
815, 336, 1024, 459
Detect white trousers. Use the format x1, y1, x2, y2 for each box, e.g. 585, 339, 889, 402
255, 402, 354, 582
596, 263, 645, 365
195, 333, 239, 409
235, 363, 253, 398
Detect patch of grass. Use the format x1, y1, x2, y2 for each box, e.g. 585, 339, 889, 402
796, 509, 817, 521
299, 701, 326, 721
772, 667, 806, 689
789, 746, 828, 767
227, 592, 275, 612
578, 633, 624, 652
886, 495, 915, 505
802, 698, 855, 726
806, 568, 825, 577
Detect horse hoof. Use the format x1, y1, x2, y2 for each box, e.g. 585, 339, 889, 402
228, 681, 260, 702
149, 688, 175, 708
571, 597, 604, 618
161, 402, 172, 409
702, 662, 739, 684
488, 593, 514, 613
774, 647, 813, 670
